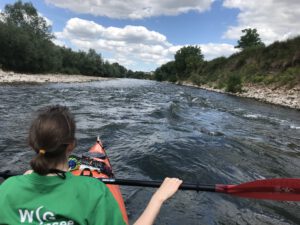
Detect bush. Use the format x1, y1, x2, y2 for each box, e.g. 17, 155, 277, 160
226, 74, 243, 93
216, 81, 226, 89
189, 73, 202, 86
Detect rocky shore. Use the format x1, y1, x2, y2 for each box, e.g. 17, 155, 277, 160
182, 82, 300, 110
0, 69, 109, 84
237, 84, 300, 110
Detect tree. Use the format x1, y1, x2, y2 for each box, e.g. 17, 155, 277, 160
0, 1, 58, 72
174, 46, 204, 80
0, 1, 131, 77
226, 74, 242, 93
77, 49, 104, 76
110, 62, 127, 77
1, 0, 53, 40
235, 28, 265, 50
154, 61, 176, 82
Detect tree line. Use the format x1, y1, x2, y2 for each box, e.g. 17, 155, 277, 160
0, 1, 148, 79
154, 28, 300, 92
2, 1, 299, 88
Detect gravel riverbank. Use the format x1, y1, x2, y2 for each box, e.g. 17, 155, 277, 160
182, 82, 300, 110
0, 69, 110, 84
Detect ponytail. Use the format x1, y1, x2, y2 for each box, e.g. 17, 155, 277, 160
30, 153, 50, 175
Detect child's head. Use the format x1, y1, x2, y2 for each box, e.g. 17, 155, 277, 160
28, 105, 76, 175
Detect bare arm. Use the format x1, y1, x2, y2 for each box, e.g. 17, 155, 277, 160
133, 177, 182, 225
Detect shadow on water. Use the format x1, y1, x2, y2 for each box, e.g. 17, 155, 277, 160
1, 79, 300, 224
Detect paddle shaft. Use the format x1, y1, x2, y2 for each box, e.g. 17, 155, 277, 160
2, 172, 300, 201
0, 172, 216, 192
101, 178, 216, 192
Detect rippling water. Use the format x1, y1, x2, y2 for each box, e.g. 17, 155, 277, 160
1, 79, 300, 224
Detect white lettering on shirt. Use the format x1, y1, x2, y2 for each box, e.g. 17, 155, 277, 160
43, 211, 56, 221
36, 206, 43, 224
18, 206, 74, 224
19, 209, 34, 223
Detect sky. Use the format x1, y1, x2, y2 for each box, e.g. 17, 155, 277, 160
1, 0, 300, 72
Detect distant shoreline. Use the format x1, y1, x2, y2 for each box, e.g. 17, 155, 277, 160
1, 69, 299, 110
0, 69, 110, 84
181, 82, 300, 110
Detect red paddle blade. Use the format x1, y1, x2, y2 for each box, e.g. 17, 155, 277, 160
216, 178, 300, 201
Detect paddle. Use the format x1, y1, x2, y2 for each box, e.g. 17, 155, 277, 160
1, 171, 300, 202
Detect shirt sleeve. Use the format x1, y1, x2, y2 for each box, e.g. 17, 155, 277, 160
88, 182, 127, 225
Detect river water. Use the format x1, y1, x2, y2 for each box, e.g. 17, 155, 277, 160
1, 79, 300, 224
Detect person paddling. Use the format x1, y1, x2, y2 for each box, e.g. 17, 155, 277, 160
0, 105, 182, 225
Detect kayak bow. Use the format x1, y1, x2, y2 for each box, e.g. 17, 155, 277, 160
70, 138, 129, 225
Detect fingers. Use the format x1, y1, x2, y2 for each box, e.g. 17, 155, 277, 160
152, 177, 183, 203
163, 177, 183, 195
162, 177, 182, 189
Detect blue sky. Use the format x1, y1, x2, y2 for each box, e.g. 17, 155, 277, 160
1, 0, 299, 71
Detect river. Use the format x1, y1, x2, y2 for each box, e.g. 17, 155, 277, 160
0, 79, 300, 224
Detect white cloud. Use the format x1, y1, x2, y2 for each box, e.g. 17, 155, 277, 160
38, 12, 53, 26
200, 43, 238, 60
57, 18, 174, 69
56, 18, 236, 71
45, 0, 214, 19
52, 34, 66, 47
223, 0, 300, 44
0, 10, 4, 22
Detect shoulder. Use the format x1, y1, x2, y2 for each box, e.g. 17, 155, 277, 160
68, 173, 104, 186
68, 174, 109, 194
0, 175, 26, 191
1, 175, 26, 185
67, 174, 114, 209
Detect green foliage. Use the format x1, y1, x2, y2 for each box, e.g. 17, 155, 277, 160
189, 73, 203, 86
0, 1, 58, 73
155, 36, 300, 88
174, 46, 204, 80
266, 66, 300, 86
235, 28, 265, 50
0, 1, 149, 79
77, 49, 104, 76
2, 0, 53, 40
0, 21, 59, 73
154, 61, 177, 82
226, 74, 242, 93
216, 81, 226, 89
199, 57, 228, 82
154, 46, 204, 82
109, 62, 127, 78
126, 70, 150, 79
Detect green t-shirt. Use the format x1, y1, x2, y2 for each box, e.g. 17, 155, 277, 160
0, 172, 127, 225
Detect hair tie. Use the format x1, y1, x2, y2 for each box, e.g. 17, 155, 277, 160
39, 149, 46, 155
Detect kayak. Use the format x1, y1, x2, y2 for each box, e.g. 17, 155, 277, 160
68, 137, 129, 225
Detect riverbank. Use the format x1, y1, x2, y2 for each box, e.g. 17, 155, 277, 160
0, 69, 110, 84
182, 82, 300, 110
2, 69, 299, 110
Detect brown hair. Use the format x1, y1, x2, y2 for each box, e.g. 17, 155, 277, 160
28, 105, 76, 175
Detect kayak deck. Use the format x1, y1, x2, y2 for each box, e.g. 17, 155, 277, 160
69, 138, 129, 224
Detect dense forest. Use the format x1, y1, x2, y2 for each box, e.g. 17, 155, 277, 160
154, 29, 300, 92
0, 1, 149, 79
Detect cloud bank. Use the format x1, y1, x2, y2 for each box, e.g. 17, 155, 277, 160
45, 0, 214, 19
55, 18, 237, 71
223, 0, 300, 44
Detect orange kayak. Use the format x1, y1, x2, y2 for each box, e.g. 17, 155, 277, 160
69, 138, 129, 224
